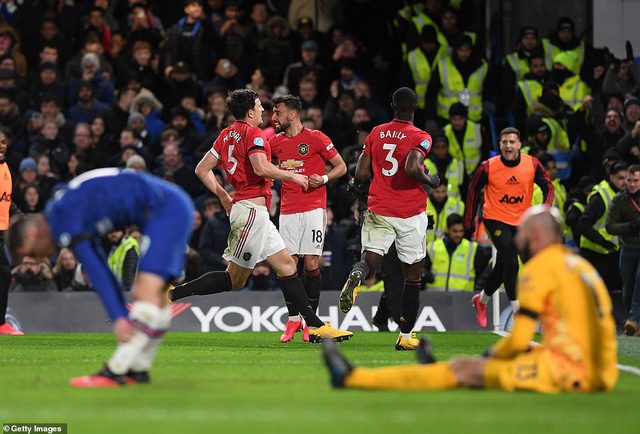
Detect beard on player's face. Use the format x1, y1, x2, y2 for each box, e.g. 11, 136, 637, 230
275, 117, 290, 133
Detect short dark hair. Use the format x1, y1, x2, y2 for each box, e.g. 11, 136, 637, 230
628, 164, 640, 174
392, 87, 417, 111
500, 127, 520, 140
271, 94, 302, 114
40, 93, 60, 106
447, 213, 464, 228
538, 153, 555, 166
610, 162, 628, 175
226, 89, 260, 120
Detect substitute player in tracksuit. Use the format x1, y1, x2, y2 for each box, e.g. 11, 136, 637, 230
465, 127, 553, 327
8, 169, 194, 387
270, 95, 347, 343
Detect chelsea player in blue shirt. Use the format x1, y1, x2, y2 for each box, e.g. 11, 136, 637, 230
8, 168, 194, 387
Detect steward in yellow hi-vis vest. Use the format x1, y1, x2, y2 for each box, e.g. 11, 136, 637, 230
502, 26, 540, 106
541, 17, 585, 74
323, 207, 618, 394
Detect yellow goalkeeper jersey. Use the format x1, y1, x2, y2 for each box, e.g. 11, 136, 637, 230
492, 244, 618, 391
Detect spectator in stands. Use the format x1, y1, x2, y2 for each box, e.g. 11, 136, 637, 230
52, 248, 91, 292
439, 7, 477, 56
67, 152, 91, 181
67, 53, 115, 107
30, 61, 65, 109
64, 34, 114, 83
29, 119, 69, 178
164, 0, 212, 82
622, 97, 640, 132
155, 143, 201, 198
542, 17, 585, 74
283, 39, 328, 96
298, 77, 320, 108
131, 93, 164, 141
70, 123, 98, 168
101, 87, 136, 136
167, 106, 203, 154
502, 26, 540, 105
190, 208, 204, 251
0, 67, 29, 114
18, 184, 42, 214
213, 0, 250, 75
125, 2, 163, 52
25, 19, 69, 69
198, 196, 231, 272
259, 15, 292, 90
605, 164, 640, 335
68, 80, 110, 125
0, 25, 27, 77
289, 16, 324, 61
114, 40, 162, 95
86, 6, 113, 55
163, 61, 202, 117
40, 94, 73, 142
245, 261, 277, 291
603, 56, 639, 101
128, 112, 153, 148
323, 88, 357, 150
615, 107, 640, 165
0, 92, 21, 134
14, 111, 43, 163
9, 256, 57, 293
210, 58, 246, 94
34, 154, 57, 202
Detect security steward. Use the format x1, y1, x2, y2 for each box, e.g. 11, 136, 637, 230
107, 229, 140, 292
425, 214, 490, 292
465, 127, 554, 327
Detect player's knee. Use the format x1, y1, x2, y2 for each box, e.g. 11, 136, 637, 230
304, 255, 319, 271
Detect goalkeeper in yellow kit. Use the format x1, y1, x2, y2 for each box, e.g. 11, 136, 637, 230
323, 206, 619, 393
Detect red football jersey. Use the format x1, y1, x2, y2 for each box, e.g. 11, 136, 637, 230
270, 127, 338, 214
364, 119, 432, 218
211, 121, 272, 208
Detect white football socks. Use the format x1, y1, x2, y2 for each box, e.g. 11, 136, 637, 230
400, 332, 412, 340
107, 301, 164, 375
479, 290, 491, 305
510, 300, 520, 313
130, 305, 172, 373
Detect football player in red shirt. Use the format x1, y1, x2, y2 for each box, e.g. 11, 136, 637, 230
170, 89, 352, 343
270, 95, 347, 342
339, 87, 439, 350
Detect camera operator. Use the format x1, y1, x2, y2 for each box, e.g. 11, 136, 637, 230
606, 164, 640, 336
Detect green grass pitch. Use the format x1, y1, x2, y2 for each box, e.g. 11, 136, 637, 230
1, 332, 638, 433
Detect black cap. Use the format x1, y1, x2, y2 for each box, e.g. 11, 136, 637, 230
453, 34, 472, 49
526, 116, 549, 136
77, 80, 93, 92
624, 97, 640, 111
420, 26, 438, 44
297, 16, 313, 28
538, 91, 564, 112
39, 61, 57, 72
602, 147, 622, 167
557, 17, 575, 32
433, 134, 448, 143
173, 61, 189, 74
449, 102, 468, 118
519, 26, 538, 39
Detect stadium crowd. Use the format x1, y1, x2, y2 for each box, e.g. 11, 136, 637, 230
1, 0, 639, 334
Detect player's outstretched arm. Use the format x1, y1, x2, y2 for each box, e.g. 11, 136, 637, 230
249, 152, 309, 190
309, 153, 347, 188
405, 149, 440, 187
196, 152, 233, 213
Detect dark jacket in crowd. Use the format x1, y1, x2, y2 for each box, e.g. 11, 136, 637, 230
606, 188, 640, 250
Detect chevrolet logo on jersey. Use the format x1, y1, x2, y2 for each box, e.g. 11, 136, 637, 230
280, 159, 304, 170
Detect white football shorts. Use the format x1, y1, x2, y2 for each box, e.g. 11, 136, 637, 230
223, 200, 287, 269
361, 211, 427, 264
279, 208, 327, 256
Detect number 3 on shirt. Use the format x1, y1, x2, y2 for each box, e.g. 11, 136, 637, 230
228, 144, 238, 175
382, 143, 398, 176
